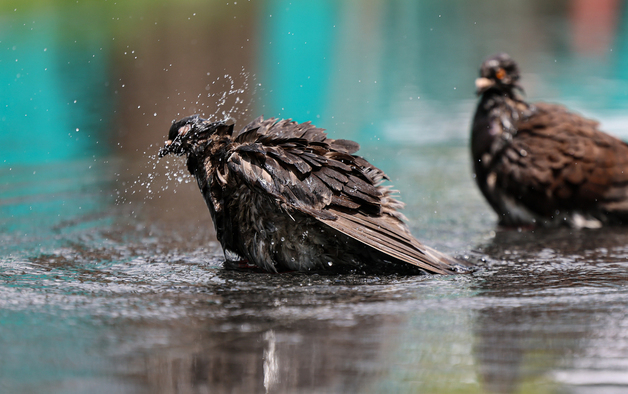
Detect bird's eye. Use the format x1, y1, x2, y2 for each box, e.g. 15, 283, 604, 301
178, 124, 192, 136
495, 68, 506, 80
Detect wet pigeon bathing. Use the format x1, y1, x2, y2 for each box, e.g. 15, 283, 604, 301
159, 115, 469, 274
471, 53, 628, 228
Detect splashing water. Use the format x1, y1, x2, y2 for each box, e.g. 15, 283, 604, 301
176, 67, 254, 122
118, 68, 256, 204
114, 149, 193, 205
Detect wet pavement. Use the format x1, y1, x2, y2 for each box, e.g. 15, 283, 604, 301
4, 1, 628, 392
3, 145, 628, 393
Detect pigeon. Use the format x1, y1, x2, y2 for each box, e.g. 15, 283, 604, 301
471, 53, 628, 228
159, 115, 469, 274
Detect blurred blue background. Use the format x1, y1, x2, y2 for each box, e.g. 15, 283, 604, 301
4, 0, 628, 166
3, 0, 628, 393
4, 0, 628, 236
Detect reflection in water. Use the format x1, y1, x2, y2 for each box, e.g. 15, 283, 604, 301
263, 330, 278, 392
99, 267, 479, 393
125, 314, 397, 393
0, 160, 115, 253
474, 227, 628, 393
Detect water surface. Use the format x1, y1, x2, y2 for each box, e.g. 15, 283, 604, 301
2, 1, 628, 393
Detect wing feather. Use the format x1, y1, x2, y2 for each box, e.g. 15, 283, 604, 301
499, 103, 628, 213
319, 210, 461, 274
221, 116, 464, 273
314, 172, 344, 192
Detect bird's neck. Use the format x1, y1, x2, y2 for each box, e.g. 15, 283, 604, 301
479, 88, 532, 137
186, 137, 234, 193
471, 88, 534, 181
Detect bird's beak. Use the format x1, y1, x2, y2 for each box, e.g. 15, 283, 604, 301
158, 140, 174, 158
475, 77, 495, 95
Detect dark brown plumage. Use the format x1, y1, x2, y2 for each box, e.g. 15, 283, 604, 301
159, 115, 469, 274
471, 53, 628, 228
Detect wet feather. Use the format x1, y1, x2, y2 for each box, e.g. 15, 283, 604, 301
472, 53, 628, 227
160, 114, 470, 274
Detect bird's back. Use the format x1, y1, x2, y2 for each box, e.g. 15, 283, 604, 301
476, 101, 628, 226
205, 116, 467, 274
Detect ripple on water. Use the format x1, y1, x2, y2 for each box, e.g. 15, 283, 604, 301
3, 149, 628, 393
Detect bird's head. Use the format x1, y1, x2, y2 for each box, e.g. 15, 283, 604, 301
158, 115, 234, 157
475, 53, 522, 96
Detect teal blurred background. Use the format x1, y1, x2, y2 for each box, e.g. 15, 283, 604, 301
5, 0, 628, 235
3, 0, 628, 393
4, 0, 628, 165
